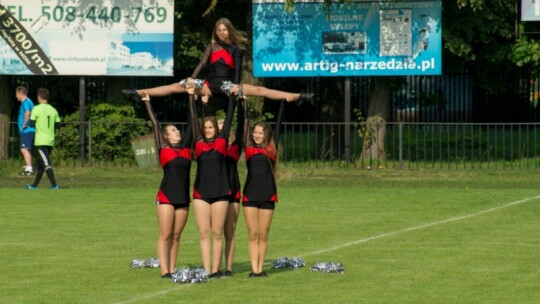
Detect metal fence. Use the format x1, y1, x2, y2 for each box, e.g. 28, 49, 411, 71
3, 121, 540, 169
9, 71, 540, 124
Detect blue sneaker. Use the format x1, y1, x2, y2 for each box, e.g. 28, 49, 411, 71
25, 184, 38, 190
50, 185, 60, 190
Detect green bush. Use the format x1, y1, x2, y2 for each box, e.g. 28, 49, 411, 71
55, 101, 151, 163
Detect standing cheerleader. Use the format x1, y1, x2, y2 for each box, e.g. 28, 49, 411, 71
141, 93, 195, 278
241, 100, 286, 277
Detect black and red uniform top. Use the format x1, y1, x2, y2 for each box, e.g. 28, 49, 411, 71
193, 96, 236, 200
202, 100, 244, 203
242, 101, 285, 203
191, 41, 243, 96
144, 97, 194, 206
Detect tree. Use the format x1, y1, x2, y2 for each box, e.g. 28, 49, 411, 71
0, 77, 11, 160
361, 0, 518, 164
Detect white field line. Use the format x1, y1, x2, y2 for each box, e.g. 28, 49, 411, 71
114, 194, 540, 304
300, 194, 540, 257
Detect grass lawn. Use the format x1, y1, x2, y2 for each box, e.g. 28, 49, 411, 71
1, 163, 539, 303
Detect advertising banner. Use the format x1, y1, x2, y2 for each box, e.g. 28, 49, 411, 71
252, 0, 442, 77
0, 0, 174, 76
521, 0, 540, 21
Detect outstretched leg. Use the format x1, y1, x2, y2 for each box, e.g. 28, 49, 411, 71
137, 83, 185, 97
134, 83, 213, 99
241, 84, 300, 102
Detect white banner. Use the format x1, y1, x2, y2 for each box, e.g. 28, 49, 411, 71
0, 0, 174, 76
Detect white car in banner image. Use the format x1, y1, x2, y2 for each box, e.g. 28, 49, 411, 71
324, 42, 355, 53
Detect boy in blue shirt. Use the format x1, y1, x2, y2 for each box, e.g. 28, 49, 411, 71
16, 86, 35, 175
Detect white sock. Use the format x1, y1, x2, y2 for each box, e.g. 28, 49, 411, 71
26, 166, 33, 172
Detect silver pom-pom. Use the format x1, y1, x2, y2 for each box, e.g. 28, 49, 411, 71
220, 81, 234, 96
310, 262, 345, 273
220, 81, 243, 99
171, 267, 209, 284
130, 258, 160, 269
273, 256, 305, 269
290, 257, 306, 269
179, 78, 204, 89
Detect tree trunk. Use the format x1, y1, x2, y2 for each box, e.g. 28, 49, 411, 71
362, 77, 390, 167
317, 77, 345, 160
0, 76, 12, 160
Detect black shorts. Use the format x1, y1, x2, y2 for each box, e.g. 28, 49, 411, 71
228, 192, 241, 203
243, 201, 276, 210
156, 201, 189, 209
20, 132, 34, 149
196, 196, 230, 204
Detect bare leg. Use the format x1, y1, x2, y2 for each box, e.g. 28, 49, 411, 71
193, 199, 212, 273
257, 209, 274, 274
241, 84, 300, 102
20, 148, 32, 167
210, 201, 229, 274
168, 207, 189, 274
243, 206, 261, 273
224, 202, 241, 272
156, 204, 175, 276
136, 84, 213, 98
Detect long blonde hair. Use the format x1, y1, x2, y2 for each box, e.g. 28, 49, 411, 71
211, 18, 248, 49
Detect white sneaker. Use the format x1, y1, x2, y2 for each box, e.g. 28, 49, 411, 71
20, 170, 34, 176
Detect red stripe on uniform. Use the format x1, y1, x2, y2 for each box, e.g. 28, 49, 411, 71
244, 145, 276, 161
157, 189, 170, 203
160, 147, 191, 167
195, 138, 228, 159
193, 188, 202, 199
210, 48, 234, 69
227, 144, 240, 161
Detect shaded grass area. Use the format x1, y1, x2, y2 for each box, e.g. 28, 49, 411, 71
0, 165, 539, 303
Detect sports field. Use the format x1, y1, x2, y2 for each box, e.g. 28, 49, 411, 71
1, 164, 539, 303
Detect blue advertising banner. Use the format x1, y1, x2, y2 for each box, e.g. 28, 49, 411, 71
0, 0, 174, 76
252, 0, 442, 77
521, 0, 540, 21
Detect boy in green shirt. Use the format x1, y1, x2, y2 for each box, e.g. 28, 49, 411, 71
26, 88, 61, 190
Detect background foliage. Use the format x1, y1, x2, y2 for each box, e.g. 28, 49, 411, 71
55, 101, 150, 162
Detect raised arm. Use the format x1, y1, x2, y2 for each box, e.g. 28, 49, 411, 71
179, 96, 195, 149
189, 95, 202, 142
219, 95, 236, 141
143, 99, 164, 150
242, 98, 251, 148
273, 101, 286, 149
190, 44, 212, 79
202, 102, 208, 121
233, 47, 243, 84
233, 98, 244, 149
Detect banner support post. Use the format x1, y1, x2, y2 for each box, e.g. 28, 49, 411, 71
79, 76, 86, 165
344, 77, 351, 163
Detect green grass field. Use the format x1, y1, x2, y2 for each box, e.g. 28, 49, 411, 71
1, 164, 539, 303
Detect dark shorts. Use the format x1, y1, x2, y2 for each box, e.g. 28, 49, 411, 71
156, 201, 190, 209
204, 80, 227, 96
229, 192, 241, 203
20, 132, 35, 149
243, 201, 276, 210
196, 196, 230, 204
